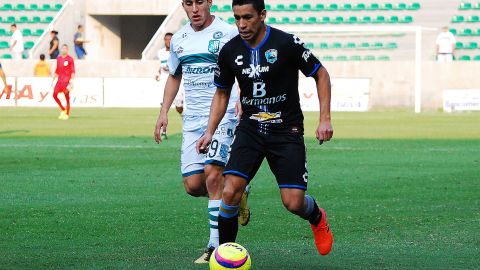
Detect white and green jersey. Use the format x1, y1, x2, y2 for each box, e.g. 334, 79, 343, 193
168, 17, 238, 116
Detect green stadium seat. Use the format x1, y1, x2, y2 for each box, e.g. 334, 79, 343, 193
364, 55, 376, 61
287, 4, 298, 11
314, 4, 325, 11
401, 15, 413, 23
280, 17, 290, 24
19, 16, 29, 24
336, 55, 348, 61
22, 29, 32, 37
333, 16, 344, 24
474, 55, 480, 61
0, 29, 6, 36
387, 42, 398, 49
300, 4, 312, 11
6, 16, 15, 24
459, 28, 473, 36
227, 17, 235, 24
306, 42, 315, 49
381, 3, 393, 10
345, 42, 356, 49
0, 3, 13, 11
43, 16, 54, 24
13, 3, 27, 11
394, 3, 407, 10
332, 42, 342, 49
467, 15, 479, 23
458, 55, 471, 61
373, 42, 384, 49
267, 17, 278, 24
449, 28, 457, 35
477, 28, 480, 36
0, 41, 9, 49
28, 3, 39, 11
24, 41, 34, 49
367, 3, 380, 11
452, 15, 465, 23
347, 16, 358, 24
221, 4, 232, 12
475, 3, 480, 10
54, 4, 62, 11
327, 3, 339, 11
293, 17, 304, 24
374, 16, 386, 24
459, 2, 472, 10
319, 42, 329, 49
378, 55, 391, 61
265, 4, 272, 11
322, 55, 334, 61
354, 3, 366, 11
360, 16, 372, 24
466, 42, 478, 49
1, 54, 13, 59
305, 17, 318, 24
211, 4, 219, 12
30, 16, 41, 24
40, 4, 52, 11
360, 42, 370, 49
350, 55, 362, 61
408, 2, 421, 10
341, 3, 353, 11
456, 41, 464, 49
33, 29, 44, 36
389, 16, 399, 23
319, 17, 329, 24
273, 4, 286, 11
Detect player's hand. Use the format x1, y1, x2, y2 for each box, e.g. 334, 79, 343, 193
196, 133, 213, 154
154, 114, 168, 144
155, 74, 160, 81
235, 100, 243, 121
316, 119, 333, 145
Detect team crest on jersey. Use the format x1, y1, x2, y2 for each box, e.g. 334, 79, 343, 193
213, 31, 224, 39
175, 46, 184, 54
219, 144, 229, 159
265, 49, 278, 64
250, 111, 283, 124
208, 40, 220, 53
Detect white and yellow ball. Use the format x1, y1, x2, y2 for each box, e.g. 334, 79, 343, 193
209, 243, 252, 270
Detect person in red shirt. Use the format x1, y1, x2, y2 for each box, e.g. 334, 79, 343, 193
52, 44, 75, 120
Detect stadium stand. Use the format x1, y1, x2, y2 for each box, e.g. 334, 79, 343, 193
0, 1, 64, 59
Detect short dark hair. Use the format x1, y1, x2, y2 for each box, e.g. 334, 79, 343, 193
165, 32, 173, 37
62, 44, 68, 48
40, 54, 45, 60
232, 0, 265, 14
11, 23, 17, 28
78, 25, 83, 29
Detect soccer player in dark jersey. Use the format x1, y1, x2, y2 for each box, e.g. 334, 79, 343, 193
52, 44, 75, 120
197, 0, 334, 255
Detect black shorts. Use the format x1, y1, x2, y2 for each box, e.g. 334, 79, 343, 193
224, 126, 308, 190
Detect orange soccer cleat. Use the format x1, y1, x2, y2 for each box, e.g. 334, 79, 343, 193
310, 208, 333, 256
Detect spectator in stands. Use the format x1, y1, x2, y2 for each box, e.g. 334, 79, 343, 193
0, 62, 8, 93
74, 25, 88, 59
9, 24, 24, 60
436, 26, 456, 63
34, 54, 51, 77
49, 30, 60, 59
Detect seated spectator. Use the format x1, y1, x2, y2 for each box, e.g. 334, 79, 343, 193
34, 54, 51, 77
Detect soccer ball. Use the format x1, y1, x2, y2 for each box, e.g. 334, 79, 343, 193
210, 242, 252, 270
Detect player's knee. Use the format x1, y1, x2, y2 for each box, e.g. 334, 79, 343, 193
282, 198, 304, 215
205, 167, 223, 189
183, 178, 206, 197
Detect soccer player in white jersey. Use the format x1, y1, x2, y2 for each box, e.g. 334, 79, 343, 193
153, 0, 250, 264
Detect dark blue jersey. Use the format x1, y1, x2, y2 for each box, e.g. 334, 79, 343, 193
214, 26, 321, 135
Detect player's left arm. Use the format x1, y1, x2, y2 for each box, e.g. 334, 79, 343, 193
0, 67, 7, 92
313, 67, 333, 145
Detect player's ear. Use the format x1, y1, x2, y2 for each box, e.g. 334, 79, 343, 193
260, 9, 267, 22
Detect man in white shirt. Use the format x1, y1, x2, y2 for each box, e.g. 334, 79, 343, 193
436, 26, 456, 63
9, 24, 24, 60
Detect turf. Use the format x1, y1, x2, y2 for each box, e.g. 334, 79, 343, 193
0, 108, 479, 269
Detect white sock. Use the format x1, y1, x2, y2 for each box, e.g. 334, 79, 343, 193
208, 199, 221, 248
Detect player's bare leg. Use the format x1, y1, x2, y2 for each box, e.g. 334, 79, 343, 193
183, 174, 208, 197
217, 175, 248, 244
280, 188, 333, 256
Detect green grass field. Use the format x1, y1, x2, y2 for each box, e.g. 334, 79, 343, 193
1, 108, 479, 269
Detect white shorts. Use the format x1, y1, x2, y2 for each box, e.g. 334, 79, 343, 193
181, 114, 237, 177
437, 54, 453, 63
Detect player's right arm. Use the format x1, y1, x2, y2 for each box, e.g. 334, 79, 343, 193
154, 73, 182, 143
0, 66, 7, 92
196, 87, 231, 153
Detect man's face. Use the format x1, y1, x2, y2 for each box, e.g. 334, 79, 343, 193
10, 26, 16, 33
79, 27, 84, 33
164, 35, 172, 49
61, 46, 68, 56
182, 0, 212, 30
233, 4, 265, 43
